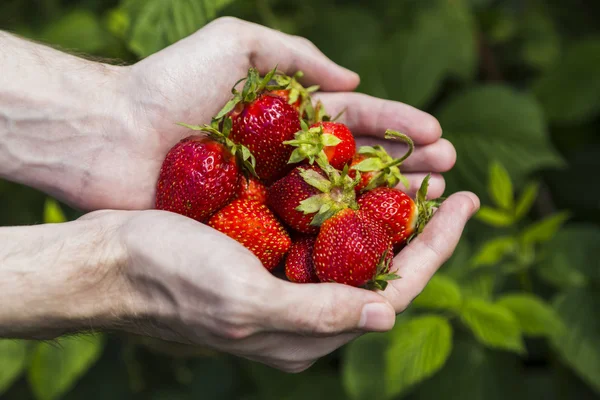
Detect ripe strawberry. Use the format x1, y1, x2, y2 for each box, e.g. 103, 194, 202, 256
208, 199, 291, 270
235, 176, 267, 204
349, 130, 414, 193
285, 236, 319, 283
313, 208, 398, 289
284, 121, 356, 170
271, 89, 302, 110
213, 68, 302, 183
267, 163, 359, 234
358, 175, 441, 250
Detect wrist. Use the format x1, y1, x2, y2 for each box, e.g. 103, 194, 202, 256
0, 32, 136, 210
0, 211, 131, 339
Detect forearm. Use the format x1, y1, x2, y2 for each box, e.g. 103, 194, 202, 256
0, 31, 131, 208
0, 216, 128, 339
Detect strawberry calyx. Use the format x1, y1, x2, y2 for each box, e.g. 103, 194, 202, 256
272, 71, 320, 117
364, 250, 401, 291
406, 174, 445, 244
177, 117, 258, 178
296, 161, 360, 227
213, 66, 288, 122
306, 99, 346, 125
351, 130, 414, 192
283, 120, 342, 165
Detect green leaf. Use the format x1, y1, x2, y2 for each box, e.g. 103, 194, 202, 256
471, 236, 516, 268
120, 0, 236, 58
40, 10, 107, 54
461, 272, 497, 301
474, 206, 515, 227
551, 288, 600, 393
497, 293, 564, 337
415, 339, 524, 400
0, 340, 29, 395
29, 334, 105, 400
385, 316, 453, 398
521, 211, 570, 245
534, 38, 600, 124
520, 6, 561, 71
44, 198, 67, 224
351, 157, 385, 172
321, 134, 342, 147
537, 224, 600, 286
514, 182, 540, 220
460, 299, 525, 354
342, 332, 389, 400
488, 161, 514, 210
412, 275, 462, 311
438, 86, 563, 197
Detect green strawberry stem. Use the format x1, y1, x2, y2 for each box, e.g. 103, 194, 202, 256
406, 174, 445, 243
176, 118, 259, 178
283, 122, 342, 165
364, 250, 401, 291
272, 70, 319, 116
296, 160, 360, 227
352, 129, 415, 192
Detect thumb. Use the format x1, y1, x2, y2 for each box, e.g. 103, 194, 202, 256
260, 281, 397, 336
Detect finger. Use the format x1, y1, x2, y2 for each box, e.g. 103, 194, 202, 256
399, 173, 446, 199
259, 281, 396, 336
380, 192, 480, 312
314, 92, 442, 145
240, 21, 360, 91
355, 137, 457, 173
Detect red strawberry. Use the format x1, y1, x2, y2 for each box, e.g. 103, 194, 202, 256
213, 68, 302, 183
313, 208, 398, 289
285, 236, 319, 283
271, 89, 302, 110
358, 175, 442, 249
284, 121, 356, 170
235, 176, 267, 204
208, 199, 291, 270
267, 163, 359, 234
155, 136, 239, 223
349, 130, 414, 193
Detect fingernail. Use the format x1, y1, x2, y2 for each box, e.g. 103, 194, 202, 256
358, 303, 396, 331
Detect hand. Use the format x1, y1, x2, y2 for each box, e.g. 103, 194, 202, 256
91, 16, 454, 210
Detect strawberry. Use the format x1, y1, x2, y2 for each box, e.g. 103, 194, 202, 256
208, 199, 291, 271
267, 163, 359, 234
313, 208, 399, 289
235, 176, 267, 204
349, 130, 414, 193
271, 89, 302, 110
285, 236, 319, 283
155, 119, 256, 222
358, 175, 442, 249
284, 121, 356, 170
213, 68, 302, 183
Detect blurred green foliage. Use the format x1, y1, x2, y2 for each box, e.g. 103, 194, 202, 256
1, 0, 599, 399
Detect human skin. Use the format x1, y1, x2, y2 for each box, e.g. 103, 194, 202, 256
0, 18, 479, 372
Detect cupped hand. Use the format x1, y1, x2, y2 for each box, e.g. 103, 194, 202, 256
88, 16, 455, 210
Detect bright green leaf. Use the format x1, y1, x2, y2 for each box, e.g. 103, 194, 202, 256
489, 161, 514, 210
412, 275, 462, 311
521, 211, 571, 245
460, 299, 525, 354
475, 206, 515, 227
439, 86, 563, 197
29, 334, 105, 400
461, 273, 497, 300
514, 182, 540, 220
534, 38, 600, 124
0, 340, 29, 395
44, 198, 67, 224
551, 288, 600, 393
385, 316, 453, 398
415, 339, 524, 400
497, 293, 564, 337
471, 236, 516, 268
